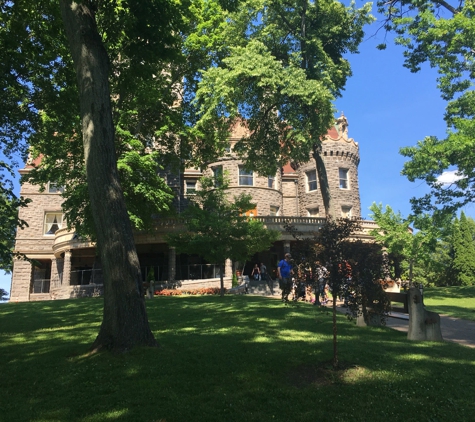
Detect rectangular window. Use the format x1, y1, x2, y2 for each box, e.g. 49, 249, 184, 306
48, 182, 64, 194
270, 206, 279, 216
307, 208, 319, 217
239, 166, 253, 186
44, 213, 64, 235
306, 170, 317, 191
213, 166, 223, 186
268, 175, 275, 188
341, 206, 352, 218
185, 179, 197, 195
339, 168, 349, 189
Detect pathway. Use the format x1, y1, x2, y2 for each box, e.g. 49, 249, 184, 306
244, 277, 475, 348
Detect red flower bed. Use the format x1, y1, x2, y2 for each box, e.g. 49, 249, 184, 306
154, 287, 224, 296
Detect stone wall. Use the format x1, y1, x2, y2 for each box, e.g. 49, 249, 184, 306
10, 259, 32, 302
14, 180, 63, 256
203, 158, 285, 216
282, 180, 298, 216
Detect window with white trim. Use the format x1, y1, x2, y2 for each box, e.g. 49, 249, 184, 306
185, 179, 197, 195
306, 170, 317, 191
339, 168, 349, 189
239, 166, 253, 186
44, 213, 64, 235
307, 207, 319, 217
341, 206, 352, 218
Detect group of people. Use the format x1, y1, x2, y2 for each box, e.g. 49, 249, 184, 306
277, 253, 330, 304
247, 262, 273, 294
247, 253, 346, 305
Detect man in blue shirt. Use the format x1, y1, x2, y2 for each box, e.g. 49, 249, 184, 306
277, 253, 293, 302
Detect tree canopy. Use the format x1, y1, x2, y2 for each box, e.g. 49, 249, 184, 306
185, 0, 373, 216
0, 0, 189, 240
377, 0, 475, 215
1, 0, 373, 350
451, 212, 475, 285
0, 0, 195, 351
369, 202, 442, 283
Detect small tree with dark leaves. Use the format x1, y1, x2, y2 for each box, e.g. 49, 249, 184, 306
287, 218, 389, 369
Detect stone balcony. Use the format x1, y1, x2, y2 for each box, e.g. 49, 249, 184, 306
53, 217, 378, 255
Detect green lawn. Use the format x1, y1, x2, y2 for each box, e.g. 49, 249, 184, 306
423, 285, 475, 321
1, 295, 474, 422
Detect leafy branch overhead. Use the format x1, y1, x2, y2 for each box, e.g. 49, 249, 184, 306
187, 0, 373, 183
378, 0, 475, 215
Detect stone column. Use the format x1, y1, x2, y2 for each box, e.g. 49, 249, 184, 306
50, 258, 60, 290
10, 258, 33, 302
62, 251, 72, 286
168, 246, 176, 282
225, 259, 232, 278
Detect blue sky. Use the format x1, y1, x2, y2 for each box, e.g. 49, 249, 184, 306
1, 4, 473, 297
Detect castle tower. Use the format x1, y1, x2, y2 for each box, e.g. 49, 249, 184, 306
296, 113, 361, 218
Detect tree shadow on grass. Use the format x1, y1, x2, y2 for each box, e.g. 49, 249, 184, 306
2, 295, 475, 422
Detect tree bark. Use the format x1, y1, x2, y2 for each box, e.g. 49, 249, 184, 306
313, 145, 335, 219
219, 263, 225, 297
332, 291, 338, 369
60, 1, 157, 352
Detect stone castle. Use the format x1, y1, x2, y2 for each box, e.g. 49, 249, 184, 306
10, 114, 376, 301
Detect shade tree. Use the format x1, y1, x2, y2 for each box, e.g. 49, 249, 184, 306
0, 0, 194, 351
186, 0, 373, 218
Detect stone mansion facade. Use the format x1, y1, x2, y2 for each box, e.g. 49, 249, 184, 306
10, 114, 377, 301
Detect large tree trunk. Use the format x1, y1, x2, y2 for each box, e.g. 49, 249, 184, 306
219, 263, 225, 297
312, 145, 335, 219
60, 1, 157, 352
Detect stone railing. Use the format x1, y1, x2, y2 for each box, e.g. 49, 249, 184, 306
53, 216, 379, 252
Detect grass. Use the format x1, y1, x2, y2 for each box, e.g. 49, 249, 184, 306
1, 295, 475, 422
423, 285, 475, 321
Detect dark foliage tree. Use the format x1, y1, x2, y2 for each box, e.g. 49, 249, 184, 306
0, 288, 8, 301
287, 218, 388, 369
451, 212, 475, 286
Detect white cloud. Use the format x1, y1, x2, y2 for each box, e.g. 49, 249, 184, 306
437, 170, 464, 186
